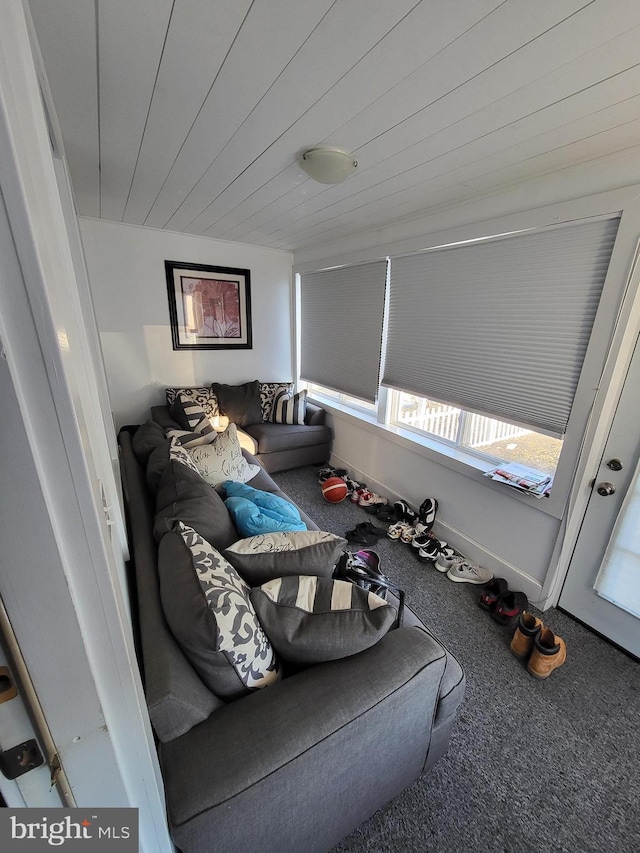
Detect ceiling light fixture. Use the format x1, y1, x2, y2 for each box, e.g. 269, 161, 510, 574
299, 146, 358, 184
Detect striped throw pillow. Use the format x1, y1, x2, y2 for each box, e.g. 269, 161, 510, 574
167, 392, 217, 447
259, 382, 294, 421
250, 575, 396, 665
270, 388, 307, 425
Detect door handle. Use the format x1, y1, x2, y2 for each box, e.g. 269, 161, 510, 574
596, 482, 616, 496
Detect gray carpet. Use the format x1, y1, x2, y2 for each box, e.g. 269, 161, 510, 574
273, 465, 640, 853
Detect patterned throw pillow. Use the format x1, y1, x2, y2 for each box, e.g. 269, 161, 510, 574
159, 523, 280, 699
168, 436, 200, 475
259, 382, 294, 421
224, 531, 347, 585
250, 575, 397, 665
270, 388, 307, 425
167, 393, 217, 448
188, 424, 261, 489
165, 387, 219, 420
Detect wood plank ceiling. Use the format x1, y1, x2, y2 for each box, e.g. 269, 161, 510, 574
28, 0, 640, 253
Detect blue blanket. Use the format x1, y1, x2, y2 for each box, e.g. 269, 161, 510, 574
224, 481, 307, 537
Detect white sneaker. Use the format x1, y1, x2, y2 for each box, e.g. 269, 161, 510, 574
387, 521, 411, 540
434, 553, 465, 574
446, 561, 493, 585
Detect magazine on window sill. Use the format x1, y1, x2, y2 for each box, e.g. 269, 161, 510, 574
483, 461, 553, 498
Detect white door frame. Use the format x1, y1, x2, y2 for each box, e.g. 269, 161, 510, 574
557, 329, 640, 654
0, 2, 172, 849
540, 199, 640, 610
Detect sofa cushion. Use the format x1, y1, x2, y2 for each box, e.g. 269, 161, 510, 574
146, 440, 171, 492
154, 460, 238, 549
165, 387, 219, 420
212, 380, 262, 427
159, 524, 281, 700
132, 420, 167, 464
189, 424, 261, 489
259, 382, 293, 421
243, 421, 331, 455
270, 388, 307, 424
250, 575, 397, 665
223, 530, 347, 585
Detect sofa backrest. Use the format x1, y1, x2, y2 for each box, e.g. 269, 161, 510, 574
118, 429, 223, 743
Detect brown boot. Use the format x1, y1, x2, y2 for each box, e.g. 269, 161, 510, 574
527, 626, 567, 679
510, 611, 543, 659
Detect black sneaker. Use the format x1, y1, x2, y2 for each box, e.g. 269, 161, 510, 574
491, 590, 529, 626
418, 497, 438, 531
393, 500, 417, 524
478, 577, 509, 611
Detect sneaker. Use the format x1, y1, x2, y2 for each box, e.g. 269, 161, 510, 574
415, 539, 441, 563
527, 626, 567, 679
478, 577, 509, 611
387, 521, 411, 540
418, 497, 438, 531
412, 531, 447, 551
434, 553, 466, 574
416, 539, 454, 563
491, 590, 528, 626
359, 492, 388, 509
375, 504, 398, 522
351, 487, 369, 504
400, 524, 419, 544
317, 466, 336, 483
343, 477, 361, 496
446, 560, 493, 585
393, 500, 417, 524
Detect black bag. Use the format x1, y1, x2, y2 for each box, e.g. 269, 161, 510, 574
333, 549, 405, 628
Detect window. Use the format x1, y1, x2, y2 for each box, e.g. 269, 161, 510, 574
305, 382, 377, 416
299, 261, 387, 403
382, 216, 619, 437
392, 392, 563, 476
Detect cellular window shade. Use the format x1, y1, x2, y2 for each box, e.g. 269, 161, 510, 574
382, 217, 620, 436
300, 261, 387, 403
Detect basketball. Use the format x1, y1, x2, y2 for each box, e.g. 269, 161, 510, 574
321, 476, 348, 503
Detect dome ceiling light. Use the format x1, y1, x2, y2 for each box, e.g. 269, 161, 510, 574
299, 146, 358, 184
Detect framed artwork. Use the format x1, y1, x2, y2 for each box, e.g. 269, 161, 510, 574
165, 260, 252, 350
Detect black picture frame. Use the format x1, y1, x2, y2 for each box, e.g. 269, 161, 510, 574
165, 260, 252, 350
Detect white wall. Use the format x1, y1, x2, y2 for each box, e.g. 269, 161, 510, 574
80, 218, 293, 427
327, 410, 559, 603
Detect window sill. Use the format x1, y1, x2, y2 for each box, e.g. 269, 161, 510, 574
310, 394, 563, 519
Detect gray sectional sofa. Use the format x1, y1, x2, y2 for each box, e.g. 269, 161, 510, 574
118, 424, 465, 853
155, 381, 332, 473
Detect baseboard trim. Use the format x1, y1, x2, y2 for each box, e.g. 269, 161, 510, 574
330, 452, 545, 607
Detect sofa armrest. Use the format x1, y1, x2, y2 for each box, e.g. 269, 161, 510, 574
160, 625, 446, 827
305, 401, 325, 426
